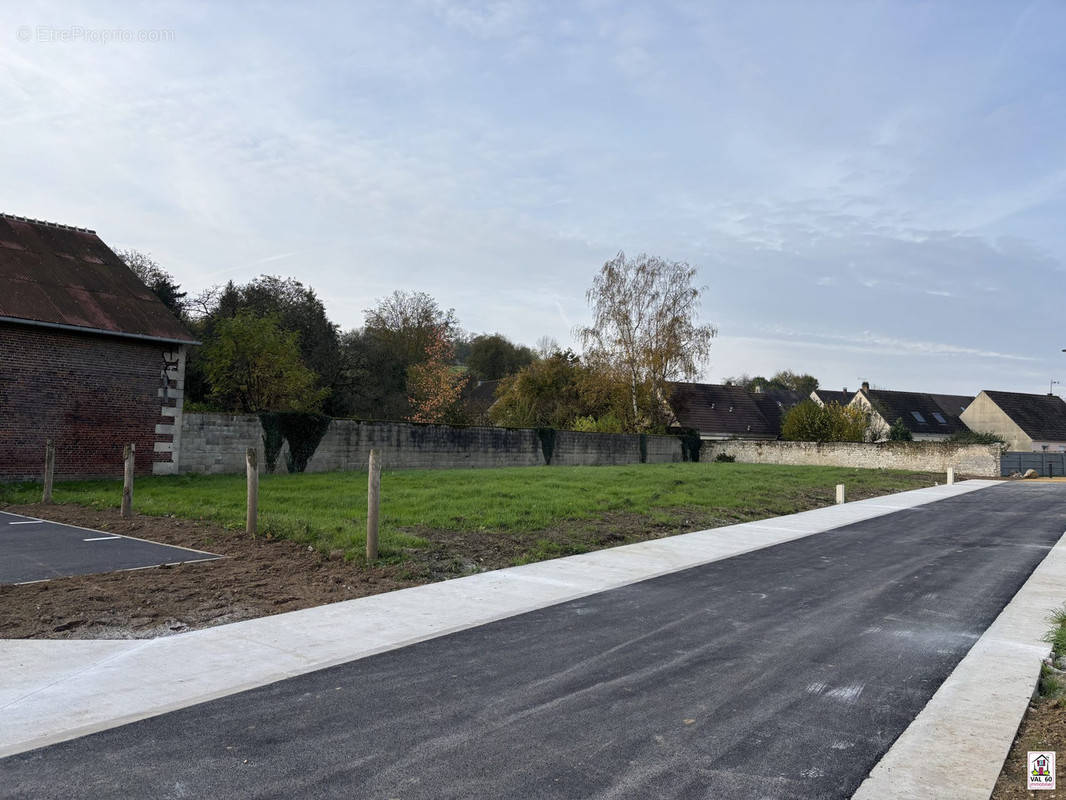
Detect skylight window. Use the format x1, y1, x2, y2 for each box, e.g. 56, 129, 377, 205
910, 411, 926, 423
932, 412, 947, 424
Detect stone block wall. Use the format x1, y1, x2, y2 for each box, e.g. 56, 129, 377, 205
178, 413, 684, 473
704, 440, 1001, 477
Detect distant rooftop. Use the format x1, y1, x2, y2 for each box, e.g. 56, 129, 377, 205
984, 390, 1066, 443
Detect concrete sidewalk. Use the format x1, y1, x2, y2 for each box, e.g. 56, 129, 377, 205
0, 481, 998, 758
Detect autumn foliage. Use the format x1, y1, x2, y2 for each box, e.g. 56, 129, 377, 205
407, 329, 469, 424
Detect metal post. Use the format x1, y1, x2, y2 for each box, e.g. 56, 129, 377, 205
835, 484, 845, 504
121, 443, 135, 519
246, 448, 258, 536
367, 449, 381, 562
42, 440, 55, 504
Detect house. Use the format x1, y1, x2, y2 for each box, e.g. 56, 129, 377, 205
960, 390, 1066, 452
0, 213, 196, 479
811, 388, 854, 407
668, 382, 791, 440
463, 378, 500, 425
751, 387, 806, 433
852, 382, 973, 441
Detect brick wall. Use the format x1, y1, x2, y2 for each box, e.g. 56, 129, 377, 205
0, 323, 182, 479
178, 413, 685, 473
704, 440, 1001, 477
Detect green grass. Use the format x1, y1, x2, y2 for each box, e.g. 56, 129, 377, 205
1039, 606, 1066, 707
0, 462, 937, 563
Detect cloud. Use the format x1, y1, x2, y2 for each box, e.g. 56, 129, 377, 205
1, 0, 1064, 396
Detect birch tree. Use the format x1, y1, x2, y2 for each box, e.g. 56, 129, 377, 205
580, 252, 716, 428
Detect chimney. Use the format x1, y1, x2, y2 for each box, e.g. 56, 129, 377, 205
861, 381, 870, 392
842, 387, 848, 393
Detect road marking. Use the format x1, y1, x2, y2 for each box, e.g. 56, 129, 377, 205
9, 520, 43, 525
82, 536, 121, 542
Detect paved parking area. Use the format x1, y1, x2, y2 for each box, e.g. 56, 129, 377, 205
0, 510, 219, 584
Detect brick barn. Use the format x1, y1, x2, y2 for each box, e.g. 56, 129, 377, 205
0, 213, 196, 479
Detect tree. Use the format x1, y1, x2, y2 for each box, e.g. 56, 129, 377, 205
117, 249, 187, 319
202, 312, 328, 413
725, 370, 819, 395
466, 333, 535, 380
535, 335, 560, 358
350, 291, 462, 420
186, 275, 346, 413
768, 370, 819, 396
364, 291, 459, 366
407, 329, 470, 424
490, 350, 589, 428
581, 252, 716, 428
781, 401, 868, 443
888, 417, 914, 441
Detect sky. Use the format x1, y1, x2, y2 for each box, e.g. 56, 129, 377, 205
2, 1, 1065, 395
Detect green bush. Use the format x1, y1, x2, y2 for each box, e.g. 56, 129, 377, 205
782, 401, 869, 443
714, 452, 736, 463
888, 417, 913, 441
571, 414, 625, 433
948, 430, 1006, 446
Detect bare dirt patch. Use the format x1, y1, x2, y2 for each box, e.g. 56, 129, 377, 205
1, 481, 932, 640
0, 504, 417, 640
992, 697, 1066, 799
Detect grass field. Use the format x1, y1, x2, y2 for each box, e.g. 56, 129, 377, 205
0, 463, 940, 566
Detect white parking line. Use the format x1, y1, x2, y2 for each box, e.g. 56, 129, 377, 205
82, 536, 120, 542
9, 521, 42, 525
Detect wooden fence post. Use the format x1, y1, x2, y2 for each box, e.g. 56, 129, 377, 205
42, 440, 55, 504
835, 483, 846, 504
246, 448, 258, 536
121, 443, 135, 518
367, 449, 380, 562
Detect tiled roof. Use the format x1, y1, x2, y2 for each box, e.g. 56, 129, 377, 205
669, 383, 780, 437
813, 389, 854, 406
984, 391, 1066, 442
0, 213, 195, 344
752, 389, 806, 432
863, 389, 969, 435
930, 394, 974, 417
466, 379, 500, 406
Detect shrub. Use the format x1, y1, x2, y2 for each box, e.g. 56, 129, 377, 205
714, 452, 736, 462
948, 430, 1006, 446
571, 414, 625, 433
888, 417, 914, 441
782, 401, 868, 443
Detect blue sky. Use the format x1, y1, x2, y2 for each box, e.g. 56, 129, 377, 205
3, 1, 1065, 395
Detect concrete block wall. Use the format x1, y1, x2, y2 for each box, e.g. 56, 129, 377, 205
305, 422, 545, 472
704, 440, 1001, 477
178, 413, 267, 474
178, 414, 683, 474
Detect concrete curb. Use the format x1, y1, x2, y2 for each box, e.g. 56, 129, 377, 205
0, 480, 999, 758
852, 528, 1066, 798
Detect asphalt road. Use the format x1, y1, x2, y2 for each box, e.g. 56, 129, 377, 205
0, 510, 218, 584
4, 482, 1064, 799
